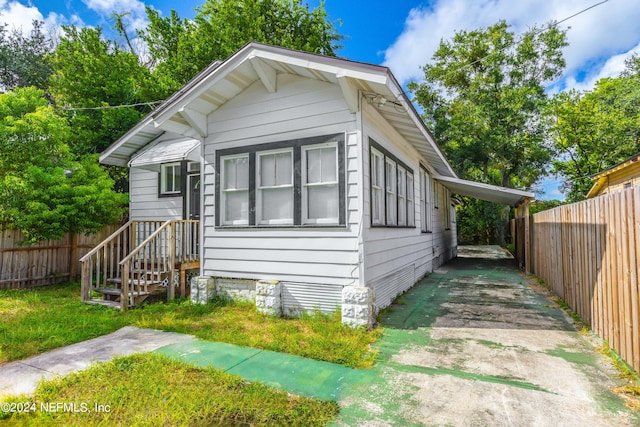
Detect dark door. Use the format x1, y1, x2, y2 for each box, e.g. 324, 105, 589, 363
187, 174, 200, 220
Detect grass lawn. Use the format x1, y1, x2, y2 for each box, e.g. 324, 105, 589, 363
0, 282, 382, 425
0, 353, 339, 426
0, 282, 381, 368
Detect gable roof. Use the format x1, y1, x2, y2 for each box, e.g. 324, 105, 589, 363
586, 152, 640, 198
100, 42, 456, 177
101, 42, 534, 207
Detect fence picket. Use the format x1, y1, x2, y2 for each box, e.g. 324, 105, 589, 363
530, 187, 640, 372
0, 225, 119, 289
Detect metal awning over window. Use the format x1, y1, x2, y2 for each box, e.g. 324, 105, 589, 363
129, 136, 200, 170
434, 175, 534, 207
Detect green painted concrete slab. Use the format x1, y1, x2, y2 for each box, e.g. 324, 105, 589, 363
155, 341, 262, 371
155, 340, 375, 401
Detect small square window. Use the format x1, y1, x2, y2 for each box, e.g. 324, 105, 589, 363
160, 162, 182, 195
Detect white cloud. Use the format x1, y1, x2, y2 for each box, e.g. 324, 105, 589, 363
82, 0, 148, 30
0, 0, 45, 32
383, 0, 640, 92
0, 1, 77, 36
558, 41, 640, 93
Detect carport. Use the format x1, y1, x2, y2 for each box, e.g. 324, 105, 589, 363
434, 174, 535, 268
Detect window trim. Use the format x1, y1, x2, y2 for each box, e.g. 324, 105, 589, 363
220, 153, 250, 226
159, 161, 185, 197
444, 188, 452, 230
302, 142, 340, 225
420, 165, 433, 233
369, 138, 415, 229
385, 158, 397, 226
397, 165, 406, 226
256, 148, 294, 225
407, 171, 415, 227
370, 148, 385, 226
214, 133, 346, 228
433, 178, 439, 209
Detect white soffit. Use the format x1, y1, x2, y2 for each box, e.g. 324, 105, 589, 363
129, 136, 200, 167
435, 175, 534, 207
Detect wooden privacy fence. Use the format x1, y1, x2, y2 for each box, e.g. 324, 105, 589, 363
0, 225, 119, 289
527, 186, 639, 372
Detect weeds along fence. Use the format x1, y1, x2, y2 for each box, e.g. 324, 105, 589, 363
0, 225, 119, 289
527, 186, 639, 372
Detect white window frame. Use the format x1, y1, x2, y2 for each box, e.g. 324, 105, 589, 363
397, 166, 407, 226
445, 189, 452, 230
371, 148, 385, 225
302, 142, 339, 225
420, 167, 432, 232
220, 154, 249, 226
256, 148, 294, 225
160, 162, 181, 195
385, 158, 397, 226
433, 179, 439, 209
407, 171, 415, 227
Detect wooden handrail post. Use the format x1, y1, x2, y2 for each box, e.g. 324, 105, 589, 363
168, 221, 176, 301
121, 262, 130, 311
80, 260, 90, 302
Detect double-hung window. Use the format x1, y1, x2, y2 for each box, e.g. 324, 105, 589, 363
221, 155, 249, 225
303, 143, 339, 224
444, 189, 452, 230
370, 148, 385, 225
385, 159, 397, 226
433, 179, 439, 209
369, 138, 414, 228
420, 166, 432, 232
215, 133, 345, 228
257, 149, 293, 225
397, 167, 407, 226
160, 162, 182, 196
407, 171, 415, 227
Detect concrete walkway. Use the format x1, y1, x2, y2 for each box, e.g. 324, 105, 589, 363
335, 245, 638, 426
0, 327, 195, 397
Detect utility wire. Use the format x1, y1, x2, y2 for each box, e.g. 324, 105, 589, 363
57, 100, 164, 111
453, 0, 609, 75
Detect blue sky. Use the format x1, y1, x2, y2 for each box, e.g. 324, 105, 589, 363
2, 0, 640, 200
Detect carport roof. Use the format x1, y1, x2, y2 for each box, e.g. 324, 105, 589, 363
434, 175, 534, 207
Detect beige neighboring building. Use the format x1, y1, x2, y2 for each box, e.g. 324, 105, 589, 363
586, 153, 640, 198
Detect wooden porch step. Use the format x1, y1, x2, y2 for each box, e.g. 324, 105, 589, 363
95, 288, 151, 297
86, 299, 122, 309
106, 278, 164, 286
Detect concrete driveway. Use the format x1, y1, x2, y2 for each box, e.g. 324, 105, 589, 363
336, 245, 638, 426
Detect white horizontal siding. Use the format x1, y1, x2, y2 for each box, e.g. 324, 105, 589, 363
129, 168, 183, 220
370, 264, 415, 310
202, 73, 360, 288
360, 102, 457, 309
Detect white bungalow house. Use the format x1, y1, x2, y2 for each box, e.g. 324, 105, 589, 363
84, 42, 533, 326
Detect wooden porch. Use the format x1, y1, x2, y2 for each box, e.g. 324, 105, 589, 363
80, 220, 200, 310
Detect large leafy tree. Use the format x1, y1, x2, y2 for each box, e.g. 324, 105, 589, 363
48, 26, 159, 155
0, 20, 53, 92
0, 87, 127, 243
547, 57, 640, 202
409, 21, 567, 243
139, 0, 343, 94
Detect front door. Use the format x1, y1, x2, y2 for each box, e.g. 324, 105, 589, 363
186, 174, 200, 220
